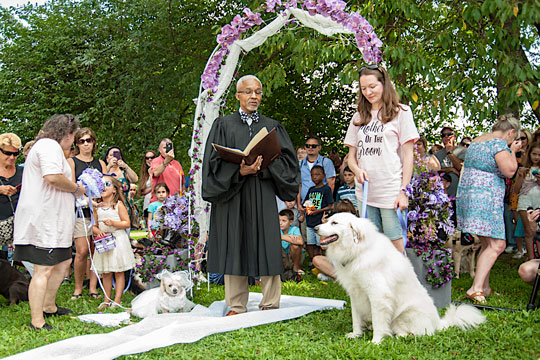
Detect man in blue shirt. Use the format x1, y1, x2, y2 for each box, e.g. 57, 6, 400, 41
297, 136, 336, 245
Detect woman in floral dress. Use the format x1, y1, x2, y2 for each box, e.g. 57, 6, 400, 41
457, 114, 521, 304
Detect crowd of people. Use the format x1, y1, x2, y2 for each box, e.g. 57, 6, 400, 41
1, 68, 539, 326
0, 116, 187, 329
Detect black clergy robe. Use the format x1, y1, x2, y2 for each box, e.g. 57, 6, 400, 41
202, 112, 300, 277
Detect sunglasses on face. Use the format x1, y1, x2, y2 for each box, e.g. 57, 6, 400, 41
462, 143, 470, 148
441, 133, 454, 138
305, 144, 319, 149
519, 136, 527, 141
145, 155, 156, 160
78, 138, 94, 144
0, 148, 20, 157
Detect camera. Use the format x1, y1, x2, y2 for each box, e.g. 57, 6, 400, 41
165, 142, 173, 153
527, 207, 540, 228
112, 150, 121, 160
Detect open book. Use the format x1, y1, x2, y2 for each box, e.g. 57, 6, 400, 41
212, 127, 282, 171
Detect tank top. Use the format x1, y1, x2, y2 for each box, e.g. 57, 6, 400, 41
73, 157, 103, 179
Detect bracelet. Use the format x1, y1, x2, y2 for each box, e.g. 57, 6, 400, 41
72, 182, 80, 195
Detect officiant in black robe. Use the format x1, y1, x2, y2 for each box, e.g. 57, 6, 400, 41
202, 75, 300, 315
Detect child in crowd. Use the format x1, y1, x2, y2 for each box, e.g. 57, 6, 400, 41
283, 200, 300, 228
514, 142, 540, 260
92, 176, 136, 308
147, 182, 170, 239
279, 209, 304, 278
313, 199, 357, 281
335, 166, 358, 213
300, 165, 334, 260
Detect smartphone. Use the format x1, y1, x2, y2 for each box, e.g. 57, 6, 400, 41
532, 169, 539, 176
165, 142, 173, 153
113, 150, 121, 160
15, 184, 21, 191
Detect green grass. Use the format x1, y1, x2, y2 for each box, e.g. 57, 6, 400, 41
1, 254, 539, 359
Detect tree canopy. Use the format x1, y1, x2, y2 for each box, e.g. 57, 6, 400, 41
0, 0, 538, 170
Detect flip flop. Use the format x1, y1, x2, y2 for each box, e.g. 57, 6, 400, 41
465, 291, 486, 304
70, 294, 82, 301
88, 292, 100, 299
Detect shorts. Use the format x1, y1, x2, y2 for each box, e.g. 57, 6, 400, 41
73, 217, 92, 238
517, 186, 540, 211
306, 226, 320, 246
13, 244, 71, 266
360, 202, 405, 241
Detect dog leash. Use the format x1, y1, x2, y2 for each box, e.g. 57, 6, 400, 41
361, 180, 408, 252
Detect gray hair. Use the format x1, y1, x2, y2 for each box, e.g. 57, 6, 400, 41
492, 113, 520, 133
35, 114, 80, 144
236, 75, 262, 91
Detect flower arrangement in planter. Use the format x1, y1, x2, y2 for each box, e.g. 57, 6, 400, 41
405, 155, 455, 289
136, 195, 197, 283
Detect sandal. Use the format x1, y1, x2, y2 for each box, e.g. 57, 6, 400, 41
97, 302, 111, 310
88, 292, 100, 299
465, 291, 486, 304
70, 294, 82, 301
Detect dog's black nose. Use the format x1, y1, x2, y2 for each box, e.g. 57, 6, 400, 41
172, 289, 178, 294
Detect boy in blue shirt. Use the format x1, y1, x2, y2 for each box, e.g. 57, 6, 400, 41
299, 165, 334, 260
335, 166, 358, 213
279, 209, 303, 275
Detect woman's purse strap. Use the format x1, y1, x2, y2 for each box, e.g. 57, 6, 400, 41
0, 177, 16, 215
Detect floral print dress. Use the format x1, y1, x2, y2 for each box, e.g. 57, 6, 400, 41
456, 138, 510, 239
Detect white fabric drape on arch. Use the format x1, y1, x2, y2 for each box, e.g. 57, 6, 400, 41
189, 8, 354, 241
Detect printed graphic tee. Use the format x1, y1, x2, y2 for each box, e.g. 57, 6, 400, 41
344, 105, 419, 208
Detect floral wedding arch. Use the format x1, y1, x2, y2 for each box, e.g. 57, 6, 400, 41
186, 1, 382, 257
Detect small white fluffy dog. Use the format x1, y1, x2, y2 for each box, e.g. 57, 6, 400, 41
316, 213, 485, 344
131, 270, 195, 318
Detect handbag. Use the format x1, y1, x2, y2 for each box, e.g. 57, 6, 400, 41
0, 178, 16, 246
93, 233, 116, 253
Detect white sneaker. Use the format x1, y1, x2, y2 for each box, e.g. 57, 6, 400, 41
317, 273, 331, 281
504, 246, 515, 254
512, 250, 525, 259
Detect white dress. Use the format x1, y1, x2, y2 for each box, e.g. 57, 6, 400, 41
92, 203, 136, 273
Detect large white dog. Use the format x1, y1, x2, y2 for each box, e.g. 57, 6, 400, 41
316, 213, 485, 344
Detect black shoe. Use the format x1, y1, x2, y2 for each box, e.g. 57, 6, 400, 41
44, 306, 73, 318
29, 322, 53, 331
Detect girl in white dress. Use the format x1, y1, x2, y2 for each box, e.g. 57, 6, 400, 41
92, 176, 135, 307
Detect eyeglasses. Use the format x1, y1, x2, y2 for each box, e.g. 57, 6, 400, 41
305, 144, 319, 149
237, 90, 263, 96
0, 148, 20, 157
441, 133, 454, 138
145, 155, 156, 160
78, 138, 94, 144
462, 143, 470, 148
359, 64, 381, 72
104, 181, 113, 187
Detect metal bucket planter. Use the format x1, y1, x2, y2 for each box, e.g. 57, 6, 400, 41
145, 249, 190, 289
405, 248, 451, 308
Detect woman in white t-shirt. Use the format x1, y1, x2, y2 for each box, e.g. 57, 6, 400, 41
13, 114, 86, 331
344, 65, 419, 252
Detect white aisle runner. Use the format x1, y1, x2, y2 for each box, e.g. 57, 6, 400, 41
7, 293, 345, 360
